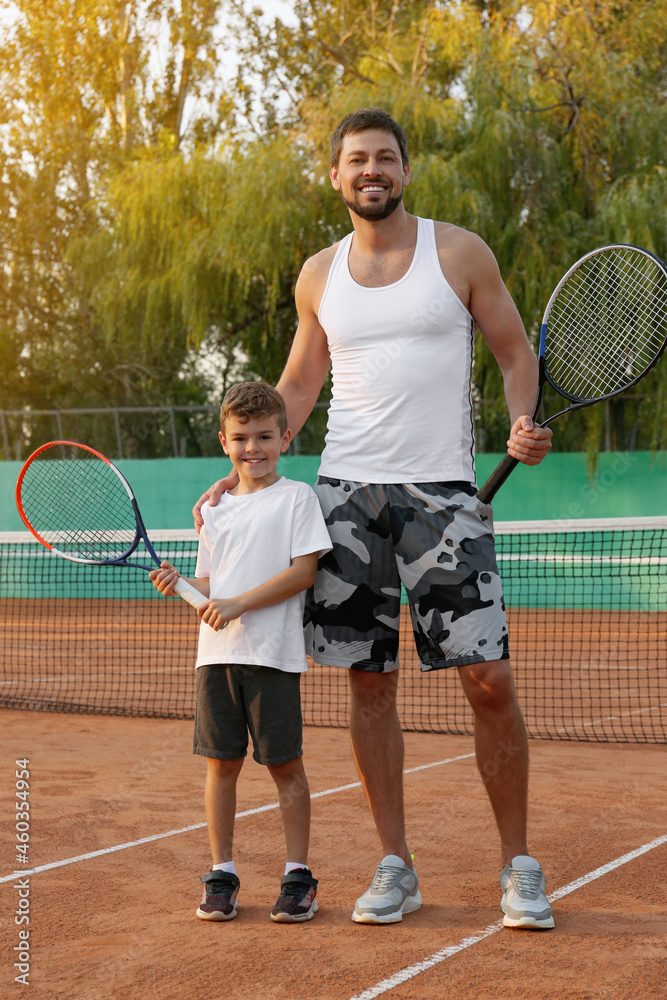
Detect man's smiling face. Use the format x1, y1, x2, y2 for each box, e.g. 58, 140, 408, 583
330, 129, 410, 222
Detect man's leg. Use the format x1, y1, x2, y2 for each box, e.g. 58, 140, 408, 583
458, 659, 528, 866
458, 659, 554, 929
348, 668, 411, 866
348, 668, 421, 924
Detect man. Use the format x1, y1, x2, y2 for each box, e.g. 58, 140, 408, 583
194, 108, 554, 929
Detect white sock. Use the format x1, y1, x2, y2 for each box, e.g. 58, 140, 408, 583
212, 860, 237, 876
284, 862, 308, 875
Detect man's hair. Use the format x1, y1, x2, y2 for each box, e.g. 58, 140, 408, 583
330, 108, 409, 167
220, 381, 288, 436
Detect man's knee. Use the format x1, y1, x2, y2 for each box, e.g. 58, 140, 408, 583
349, 668, 400, 724
459, 659, 518, 714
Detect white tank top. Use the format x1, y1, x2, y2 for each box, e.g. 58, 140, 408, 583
317, 217, 476, 484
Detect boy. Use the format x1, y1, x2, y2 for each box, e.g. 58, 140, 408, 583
150, 382, 331, 923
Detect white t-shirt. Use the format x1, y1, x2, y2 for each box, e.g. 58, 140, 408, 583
194, 477, 332, 672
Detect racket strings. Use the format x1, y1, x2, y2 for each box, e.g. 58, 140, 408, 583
19, 444, 136, 560
545, 248, 667, 400
549, 272, 666, 397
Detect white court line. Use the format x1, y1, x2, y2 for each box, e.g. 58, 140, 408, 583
349, 833, 667, 1000
0, 753, 475, 884
553, 701, 667, 735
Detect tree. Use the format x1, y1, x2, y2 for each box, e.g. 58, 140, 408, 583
2, 1, 666, 458
219, 0, 667, 452
0, 0, 228, 415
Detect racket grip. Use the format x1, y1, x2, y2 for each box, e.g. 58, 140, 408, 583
476, 453, 520, 504
173, 577, 209, 610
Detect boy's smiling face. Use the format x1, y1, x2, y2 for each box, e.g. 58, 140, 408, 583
220, 413, 291, 493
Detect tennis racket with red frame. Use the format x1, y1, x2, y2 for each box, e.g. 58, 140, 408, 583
16, 440, 207, 609
477, 243, 667, 503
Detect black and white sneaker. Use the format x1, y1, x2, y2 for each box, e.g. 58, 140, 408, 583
196, 869, 240, 921
270, 868, 319, 922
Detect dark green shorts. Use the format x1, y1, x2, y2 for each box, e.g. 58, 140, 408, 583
193, 663, 303, 766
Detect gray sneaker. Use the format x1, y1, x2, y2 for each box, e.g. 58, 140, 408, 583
352, 855, 422, 924
500, 855, 554, 929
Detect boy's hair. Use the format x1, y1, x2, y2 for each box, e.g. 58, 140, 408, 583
220, 381, 288, 436
330, 108, 409, 168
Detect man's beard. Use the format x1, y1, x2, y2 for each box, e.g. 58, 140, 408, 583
343, 188, 403, 221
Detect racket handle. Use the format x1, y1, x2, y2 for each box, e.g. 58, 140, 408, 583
476, 453, 519, 504
173, 577, 209, 610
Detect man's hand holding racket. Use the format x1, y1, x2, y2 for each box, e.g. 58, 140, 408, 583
506, 415, 552, 466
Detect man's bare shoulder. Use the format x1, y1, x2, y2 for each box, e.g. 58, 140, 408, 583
433, 220, 501, 286
299, 242, 340, 281
433, 220, 493, 258
295, 241, 341, 312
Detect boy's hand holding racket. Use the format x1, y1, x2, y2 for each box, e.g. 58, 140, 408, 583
149, 560, 182, 597
150, 559, 232, 631
199, 597, 243, 632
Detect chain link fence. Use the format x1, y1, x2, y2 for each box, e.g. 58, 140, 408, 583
0, 403, 331, 461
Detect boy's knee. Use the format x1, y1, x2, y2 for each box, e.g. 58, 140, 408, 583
268, 758, 309, 803
267, 756, 306, 781
207, 756, 244, 777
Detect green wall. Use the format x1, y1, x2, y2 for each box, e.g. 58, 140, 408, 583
3, 451, 666, 531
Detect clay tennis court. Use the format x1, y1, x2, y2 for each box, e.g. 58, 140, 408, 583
1, 524, 666, 997
1, 708, 666, 999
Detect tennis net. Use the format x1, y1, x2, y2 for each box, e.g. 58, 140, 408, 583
1, 518, 665, 743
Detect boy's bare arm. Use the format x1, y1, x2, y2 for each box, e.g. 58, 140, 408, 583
198, 553, 319, 632
149, 561, 210, 599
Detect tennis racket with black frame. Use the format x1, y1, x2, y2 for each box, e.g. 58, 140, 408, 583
477, 243, 667, 503
16, 440, 208, 609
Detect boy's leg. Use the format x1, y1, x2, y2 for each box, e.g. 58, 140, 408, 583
268, 755, 319, 923
193, 664, 249, 921
241, 665, 318, 922
196, 759, 244, 922
242, 667, 306, 850
267, 756, 311, 863
205, 756, 244, 863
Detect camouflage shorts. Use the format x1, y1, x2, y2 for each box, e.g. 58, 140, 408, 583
304, 479, 509, 672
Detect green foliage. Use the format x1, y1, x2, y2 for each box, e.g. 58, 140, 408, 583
2, 0, 666, 459
0, 0, 229, 412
